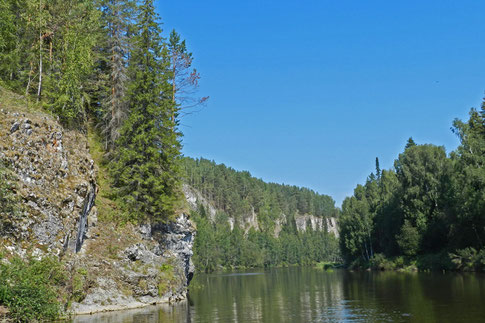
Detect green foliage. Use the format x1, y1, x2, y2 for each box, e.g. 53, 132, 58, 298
449, 248, 485, 272
110, 0, 183, 222
396, 220, 420, 257
157, 262, 175, 296
416, 252, 453, 271
0, 255, 66, 322
340, 101, 485, 272
96, 0, 137, 149
339, 188, 373, 263
370, 253, 396, 271
71, 267, 89, 303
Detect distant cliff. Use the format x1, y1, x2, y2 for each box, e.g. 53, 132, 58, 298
184, 184, 338, 237
182, 158, 340, 272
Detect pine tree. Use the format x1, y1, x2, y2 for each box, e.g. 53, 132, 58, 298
111, 0, 182, 221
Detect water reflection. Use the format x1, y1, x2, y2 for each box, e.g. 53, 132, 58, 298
74, 268, 485, 323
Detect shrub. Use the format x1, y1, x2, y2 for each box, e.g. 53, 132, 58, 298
0, 255, 66, 322
417, 252, 453, 271
449, 248, 485, 272
370, 253, 395, 271
476, 250, 485, 272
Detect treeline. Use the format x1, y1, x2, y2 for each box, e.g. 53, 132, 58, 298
0, 0, 204, 221
183, 157, 340, 272
183, 157, 337, 221
340, 104, 485, 271
193, 208, 339, 272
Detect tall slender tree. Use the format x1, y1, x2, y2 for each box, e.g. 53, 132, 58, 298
111, 0, 182, 221
99, 0, 134, 149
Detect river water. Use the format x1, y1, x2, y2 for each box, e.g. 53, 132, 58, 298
74, 267, 485, 323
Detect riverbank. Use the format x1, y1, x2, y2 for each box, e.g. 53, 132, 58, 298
346, 250, 485, 273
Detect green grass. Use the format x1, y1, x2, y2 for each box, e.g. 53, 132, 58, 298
87, 124, 129, 223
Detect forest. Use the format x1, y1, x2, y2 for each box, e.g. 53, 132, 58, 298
183, 157, 340, 272
0, 0, 202, 222
339, 105, 485, 271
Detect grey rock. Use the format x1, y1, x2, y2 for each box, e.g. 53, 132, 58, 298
10, 122, 20, 133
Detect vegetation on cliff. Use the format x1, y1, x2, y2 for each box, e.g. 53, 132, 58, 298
0, 0, 201, 223
339, 103, 485, 271
183, 158, 340, 272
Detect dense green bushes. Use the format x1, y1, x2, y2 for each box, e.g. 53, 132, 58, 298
0, 255, 67, 322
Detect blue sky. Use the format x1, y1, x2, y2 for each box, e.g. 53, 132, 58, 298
155, 0, 485, 206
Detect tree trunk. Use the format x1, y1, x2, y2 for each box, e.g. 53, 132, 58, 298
36, 0, 43, 102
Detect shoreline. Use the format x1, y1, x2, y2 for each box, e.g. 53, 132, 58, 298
69, 294, 187, 318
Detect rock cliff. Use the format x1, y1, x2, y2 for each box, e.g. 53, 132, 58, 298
0, 90, 195, 315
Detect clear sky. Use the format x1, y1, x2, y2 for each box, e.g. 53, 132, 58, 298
155, 0, 485, 206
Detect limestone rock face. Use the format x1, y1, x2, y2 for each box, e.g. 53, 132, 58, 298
0, 107, 97, 256
184, 183, 339, 237
295, 214, 339, 238
1, 97, 196, 314
152, 213, 196, 287
71, 215, 196, 314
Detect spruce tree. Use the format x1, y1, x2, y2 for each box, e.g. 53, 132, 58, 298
111, 0, 182, 221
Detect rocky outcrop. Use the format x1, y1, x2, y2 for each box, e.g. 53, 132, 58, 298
295, 214, 339, 237
183, 184, 217, 221
71, 215, 196, 314
0, 106, 97, 256
0, 94, 196, 315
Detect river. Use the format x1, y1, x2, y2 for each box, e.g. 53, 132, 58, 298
74, 267, 485, 322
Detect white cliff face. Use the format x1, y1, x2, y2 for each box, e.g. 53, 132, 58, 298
184, 185, 339, 237
326, 217, 339, 238
295, 214, 339, 237
183, 184, 217, 221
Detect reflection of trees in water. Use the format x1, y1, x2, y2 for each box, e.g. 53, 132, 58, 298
340, 270, 485, 322
189, 268, 347, 323
74, 270, 485, 322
